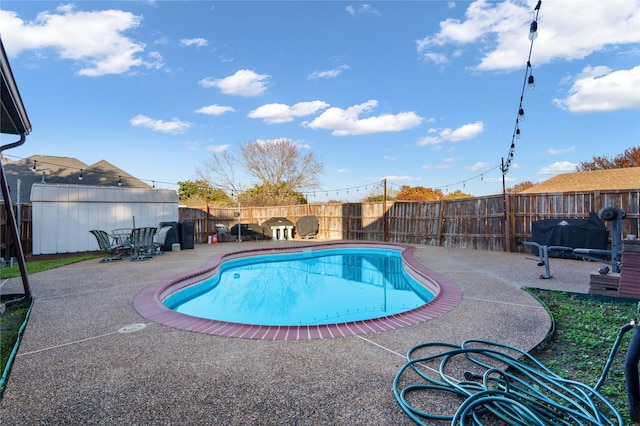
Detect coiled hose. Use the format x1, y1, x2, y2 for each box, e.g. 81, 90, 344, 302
393, 324, 634, 425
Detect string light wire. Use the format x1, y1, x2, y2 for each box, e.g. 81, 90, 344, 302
502, 0, 541, 175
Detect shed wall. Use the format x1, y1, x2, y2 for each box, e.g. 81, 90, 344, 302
30, 184, 178, 254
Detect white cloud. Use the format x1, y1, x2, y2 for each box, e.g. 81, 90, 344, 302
338, 168, 350, 173
553, 65, 640, 112
308, 65, 350, 80
249, 101, 330, 124
180, 38, 207, 47
417, 121, 484, 146
417, 0, 640, 71
130, 114, 191, 134
303, 100, 423, 136
383, 155, 396, 161
206, 144, 230, 153
545, 146, 576, 155
345, 4, 380, 16
538, 161, 577, 175
0, 6, 163, 76
464, 161, 492, 171
199, 69, 270, 97
195, 105, 235, 116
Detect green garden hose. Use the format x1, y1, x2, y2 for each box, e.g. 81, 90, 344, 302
393, 329, 633, 425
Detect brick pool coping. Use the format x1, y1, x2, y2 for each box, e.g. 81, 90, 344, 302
133, 242, 463, 340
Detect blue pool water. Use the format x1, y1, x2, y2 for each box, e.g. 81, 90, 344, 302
164, 248, 434, 326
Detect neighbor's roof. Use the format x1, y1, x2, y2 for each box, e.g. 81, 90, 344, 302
3, 154, 151, 203
0, 37, 31, 135
521, 167, 640, 193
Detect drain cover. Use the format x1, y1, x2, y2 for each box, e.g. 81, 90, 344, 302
117, 323, 147, 334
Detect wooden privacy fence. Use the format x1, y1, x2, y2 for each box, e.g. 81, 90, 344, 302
1, 189, 638, 257
179, 190, 639, 253
0, 202, 32, 259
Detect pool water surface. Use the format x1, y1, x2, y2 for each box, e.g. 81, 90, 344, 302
164, 248, 433, 326
134, 243, 463, 340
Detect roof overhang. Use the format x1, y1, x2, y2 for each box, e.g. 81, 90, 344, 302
1, 37, 31, 135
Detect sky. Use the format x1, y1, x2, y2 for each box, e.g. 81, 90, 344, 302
0, 0, 638, 201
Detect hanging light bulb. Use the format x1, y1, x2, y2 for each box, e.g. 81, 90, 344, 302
515, 128, 521, 139
32, 160, 37, 173
152, 181, 155, 189
528, 74, 535, 90
118, 176, 122, 186
78, 169, 83, 181
528, 20, 538, 41
518, 108, 525, 121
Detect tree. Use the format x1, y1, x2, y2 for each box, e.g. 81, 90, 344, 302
200, 138, 324, 206
177, 180, 233, 207
363, 183, 397, 202
576, 146, 640, 171
445, 189, 473, 199
238, 183, 307, 206
505, 180, 536, 193
396, 185, 444, 201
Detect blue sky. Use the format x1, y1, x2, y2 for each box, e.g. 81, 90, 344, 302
0, 0, 638, 201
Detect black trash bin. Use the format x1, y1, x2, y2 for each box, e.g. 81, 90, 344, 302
159, 221, 179, 251
178, 221, 195, 249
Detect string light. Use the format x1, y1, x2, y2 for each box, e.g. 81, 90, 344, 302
8, 154, 176, 188
501, 0, 541, 176
528, 73, 535, 90
8, 154, 499, 201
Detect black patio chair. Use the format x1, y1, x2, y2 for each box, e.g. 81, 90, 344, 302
90, 230, 125, 262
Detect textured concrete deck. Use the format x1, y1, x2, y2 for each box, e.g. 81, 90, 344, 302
0, 242, 597, 425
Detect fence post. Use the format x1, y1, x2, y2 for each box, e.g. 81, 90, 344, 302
436, 200, 446, 246
504, 193, 512, 252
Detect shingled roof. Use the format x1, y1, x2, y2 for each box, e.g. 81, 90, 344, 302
521, 167, 640, 194
3, 154, 151, 203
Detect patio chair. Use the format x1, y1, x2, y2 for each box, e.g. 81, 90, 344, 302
130, 227, 157, 261
90, 230, 125, 262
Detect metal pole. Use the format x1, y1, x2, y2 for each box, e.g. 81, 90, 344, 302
237, 201, 242, 242
502, 157, 509, 252
383, 179, 388, 242
0, 133, 30, 298
17, 178, 21, 241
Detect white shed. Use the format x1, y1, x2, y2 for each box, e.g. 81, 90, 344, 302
30, 183, 179, 255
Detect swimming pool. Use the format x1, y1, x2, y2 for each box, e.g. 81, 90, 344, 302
164, 247, 434, 326
134, 242, 462, 340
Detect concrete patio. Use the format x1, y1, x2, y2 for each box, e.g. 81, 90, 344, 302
0, 242, 598, 425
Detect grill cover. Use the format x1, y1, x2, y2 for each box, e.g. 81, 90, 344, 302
531, 212, 608, 258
